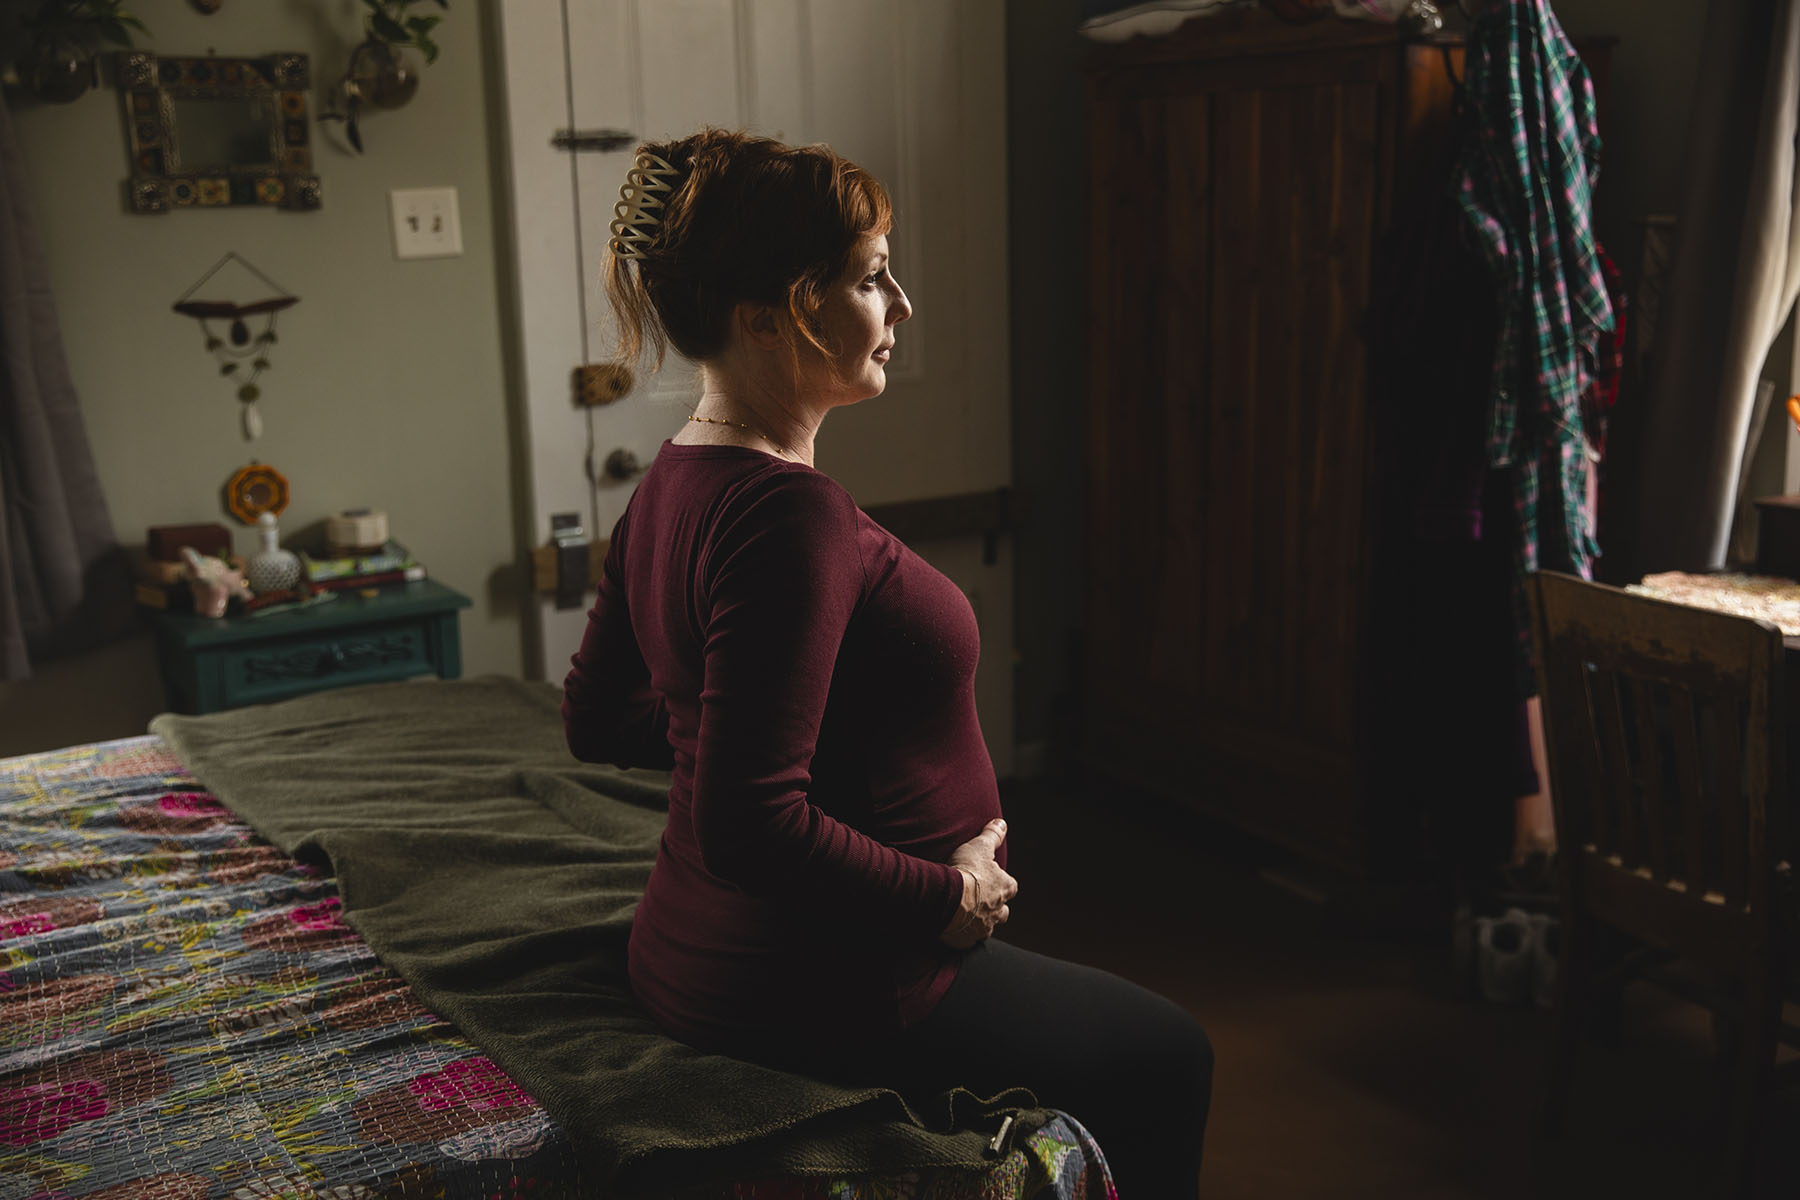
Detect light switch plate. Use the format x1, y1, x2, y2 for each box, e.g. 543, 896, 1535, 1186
390, 186, 463, 259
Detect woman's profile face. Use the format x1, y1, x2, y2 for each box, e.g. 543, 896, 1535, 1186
808, 234, 912, 403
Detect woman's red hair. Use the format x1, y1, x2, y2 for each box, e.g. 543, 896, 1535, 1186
605, 129, 893, 368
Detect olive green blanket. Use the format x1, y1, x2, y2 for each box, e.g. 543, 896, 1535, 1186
149, 675, 1026, 1194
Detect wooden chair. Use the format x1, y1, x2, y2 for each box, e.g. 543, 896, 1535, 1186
1528, 570, 1798, 1193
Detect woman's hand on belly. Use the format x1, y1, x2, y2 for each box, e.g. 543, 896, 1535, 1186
939, 818, 1018, 949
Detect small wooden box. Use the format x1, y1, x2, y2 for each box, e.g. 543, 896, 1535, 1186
147, 522, 232, 562
1754, 494, 1800, 578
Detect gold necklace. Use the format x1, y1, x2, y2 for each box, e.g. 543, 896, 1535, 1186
687, 413, 791, 459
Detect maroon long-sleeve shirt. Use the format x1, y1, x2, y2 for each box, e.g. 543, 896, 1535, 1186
562, 442, 1004, 1053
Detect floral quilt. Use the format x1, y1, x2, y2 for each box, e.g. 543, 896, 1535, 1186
0, 736, 1113, 1200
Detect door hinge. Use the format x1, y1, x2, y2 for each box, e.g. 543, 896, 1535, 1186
551, 128, 634, 153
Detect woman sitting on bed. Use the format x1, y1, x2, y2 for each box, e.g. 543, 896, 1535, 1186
562, 128, 1212, 1197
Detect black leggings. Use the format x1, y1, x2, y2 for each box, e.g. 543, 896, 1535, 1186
830, 940, 1213, 1197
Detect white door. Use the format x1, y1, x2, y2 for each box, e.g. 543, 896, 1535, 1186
495, 0, 1014, 771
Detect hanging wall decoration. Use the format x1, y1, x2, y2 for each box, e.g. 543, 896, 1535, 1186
8, 0, 150, 104
172, 250, 298, 441
319, 0, 448, 153
117, 51, 320, 213
222, 460, 291, 525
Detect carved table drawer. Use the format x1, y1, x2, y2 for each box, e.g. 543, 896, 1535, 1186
153, 580, 472, 715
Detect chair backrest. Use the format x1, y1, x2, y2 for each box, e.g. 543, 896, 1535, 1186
1529, 571, 1789, 973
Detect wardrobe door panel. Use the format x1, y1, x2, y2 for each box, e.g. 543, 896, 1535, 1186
1083, 31, 1398, 874
1085, 86, 1205, 708
1203, 76, 1380, 753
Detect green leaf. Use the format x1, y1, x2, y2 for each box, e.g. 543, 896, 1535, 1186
369, 11, 408, 43
416, 34, 439, 64
404, 15, 439, 36
96, 17, 133, 47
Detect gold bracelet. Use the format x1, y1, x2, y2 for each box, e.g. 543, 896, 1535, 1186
959, 874, 984, 934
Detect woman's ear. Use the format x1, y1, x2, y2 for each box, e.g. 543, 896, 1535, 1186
734, 302, 788, 350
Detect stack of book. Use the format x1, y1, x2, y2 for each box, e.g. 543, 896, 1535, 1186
135, 522, 239, 611
298, 540, 427, 593
134, 556, 194, 611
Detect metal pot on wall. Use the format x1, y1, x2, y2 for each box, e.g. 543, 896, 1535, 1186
347, 38, 418, 110
19, 38, 94, 103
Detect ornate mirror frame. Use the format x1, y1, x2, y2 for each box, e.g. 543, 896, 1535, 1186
117, 51, 321, 213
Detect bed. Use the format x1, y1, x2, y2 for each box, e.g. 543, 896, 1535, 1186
0, 677, 1114, 1199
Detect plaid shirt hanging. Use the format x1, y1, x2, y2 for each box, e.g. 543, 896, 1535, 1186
1452, 0, 1616, 690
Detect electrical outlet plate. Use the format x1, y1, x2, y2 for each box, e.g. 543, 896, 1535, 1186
390, 186, 463, 259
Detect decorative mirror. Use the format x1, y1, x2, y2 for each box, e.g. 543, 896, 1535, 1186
116, 51, 321, 213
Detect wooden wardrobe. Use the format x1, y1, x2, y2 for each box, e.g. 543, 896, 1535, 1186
1080, 13, 1600, 888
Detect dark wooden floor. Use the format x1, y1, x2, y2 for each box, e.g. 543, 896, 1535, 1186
997, 776, 1800, 1199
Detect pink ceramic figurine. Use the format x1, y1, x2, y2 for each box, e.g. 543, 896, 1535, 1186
180, 546, 251, 618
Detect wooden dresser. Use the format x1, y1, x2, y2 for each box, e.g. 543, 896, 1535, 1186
1080, 13, 1606, 888
153, 581, 471, 714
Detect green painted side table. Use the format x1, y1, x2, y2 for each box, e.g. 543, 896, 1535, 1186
152, 580, 473, 714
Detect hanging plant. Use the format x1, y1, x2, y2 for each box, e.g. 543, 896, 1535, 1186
319, 0, 447, 153
6, 0, 149, 103
361, 0, 448, 65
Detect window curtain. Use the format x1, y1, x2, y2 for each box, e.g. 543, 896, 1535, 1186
0, 97, 133, 680
1630, 0, 1800, 572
